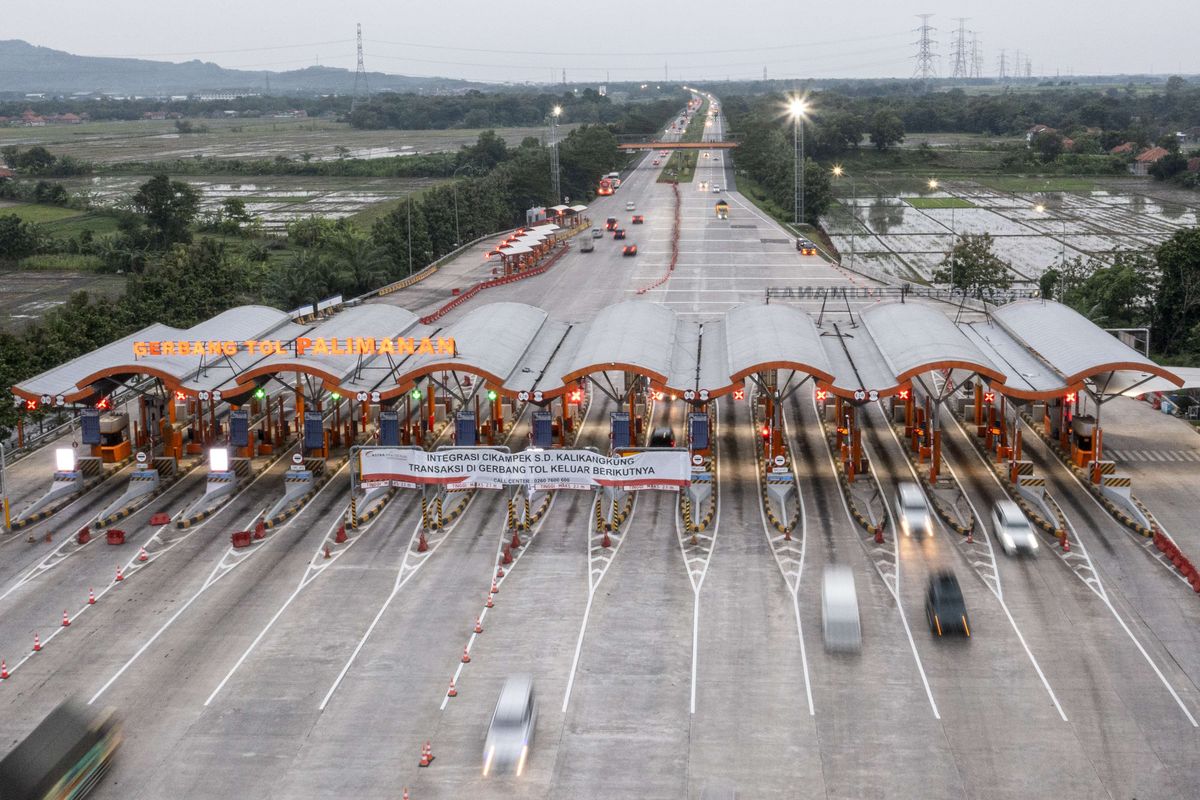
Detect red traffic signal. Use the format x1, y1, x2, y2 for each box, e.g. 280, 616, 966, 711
1064, 392, 1076, 404
175, 391, 187, 402
760, 425, 771, 439
815, 388, 828, 401
983, 392, 995, 403
96, 396, 110, 411
732, 388, 745, 401
898, 388, 910, 400
24, 398, 37, 410
569, 389, 583, 404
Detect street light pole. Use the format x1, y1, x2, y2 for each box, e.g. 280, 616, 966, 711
788, 97, 808, 228
549, 105, 563, 205
1, 443, 9, 531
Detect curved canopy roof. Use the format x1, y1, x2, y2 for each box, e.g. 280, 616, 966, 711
13, 298, 1183, 408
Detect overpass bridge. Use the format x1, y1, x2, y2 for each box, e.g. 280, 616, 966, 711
617, 141, 738, 151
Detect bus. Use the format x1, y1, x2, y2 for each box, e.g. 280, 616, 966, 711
605, 171, 621, 189
0, 701, 122, 800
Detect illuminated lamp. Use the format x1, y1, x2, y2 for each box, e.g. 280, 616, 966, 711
55, 448, 76, 472
209, 447, 230, 473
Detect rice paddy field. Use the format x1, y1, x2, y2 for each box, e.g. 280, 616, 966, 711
821, 175, 1200, 284
0, 117, 563, 164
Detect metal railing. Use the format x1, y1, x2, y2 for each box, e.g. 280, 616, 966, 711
765, 286, 1041, 304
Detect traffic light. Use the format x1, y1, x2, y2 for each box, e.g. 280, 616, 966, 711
96, 396, 110, 411
761, 425, 771, 439
654, 391, 665, 401
330, 392, 340, 401
487, 390, 498, 402
24, 398, 37, 411
175, 391, 187, 402
984, 392, 995, 404
898, 388, 910, 401
732, 388, 745, 401
1064, 392, 1076, 404
411, 388, 422, 401
569, 388, 583, 404
253, 387, 266, 400
815, 388, 828, 402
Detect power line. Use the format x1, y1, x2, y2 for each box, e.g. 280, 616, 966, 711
912, 14, 938, 81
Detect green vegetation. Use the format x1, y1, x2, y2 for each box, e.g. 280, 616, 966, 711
17, 253, 105, 271
658, 99, 708, 183
0, 203, 83, 224
905, 196, 975, 209
930, 233, 1013, 297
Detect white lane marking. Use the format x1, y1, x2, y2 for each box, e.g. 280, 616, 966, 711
203, 498, 396, 706
87, 462, 346, 705
1013, 424, 1198, 726
830, 396, 940, 719
935, 415, 1068, 721
756, 401, 813, 716
678, 400, 722, 715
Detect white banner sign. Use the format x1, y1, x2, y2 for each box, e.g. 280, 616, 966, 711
359, 447, 691, 492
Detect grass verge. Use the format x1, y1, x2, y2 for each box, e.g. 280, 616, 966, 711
906, 196, 975, 209
657, 97, 709, 184
0, 203, 85, 224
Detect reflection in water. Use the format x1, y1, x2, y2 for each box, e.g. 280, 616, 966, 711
1130, 194, 1146, 215
868, 196, 905, 234
1160, 202, 1185, 220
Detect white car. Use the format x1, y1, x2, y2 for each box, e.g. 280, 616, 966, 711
711, 185, 721, 193
895, 481, 932, 538
483, 676, 537, 777
821, 565, 861, 653
625, 201, 636, 211
991, 499, 1038, 555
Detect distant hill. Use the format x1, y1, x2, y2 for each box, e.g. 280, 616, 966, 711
0, 39, 479, 95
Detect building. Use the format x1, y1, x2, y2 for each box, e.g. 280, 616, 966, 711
1111, 141, 1136, 155
0, 167, 15, 182
1026, 124, 1056, 145
1177, 127, 1200, 150
194, 90, 260, 102
1187, 157, 1200, 174
1131, 146, 1170, 176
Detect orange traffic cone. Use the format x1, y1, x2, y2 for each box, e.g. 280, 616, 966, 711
335, 524, 347, 544
32, 633, 41, 652
417, 532, 429, 552
323, 544, 331, 559
502, 546, 513, 565
115, 566, 124, 582
485, 593, 494, 608
1062, 536, 1070, 552
474, 617, 483, 634
511, 531, 521, 549
447, 678, 457, 697
461, 646, 471, 663
138, 546, 149, 562
490, 581, 499, 594
88, 588, 96, 605
419, 741, 434, 767
62, 610, 71, 627
601, 531, 611, 548
0, 659, 7, 679
496, 566, 505, 578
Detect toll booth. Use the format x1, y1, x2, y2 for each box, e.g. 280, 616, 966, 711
532, 410, 554, 449
379, 410, 401, 446
610, 411, 631, 451
1071, 414, 1096, 467
455, 410, 478, 447
83, 409, 132, 463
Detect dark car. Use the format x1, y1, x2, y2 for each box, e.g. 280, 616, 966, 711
796, 238, 818, 256
649, 426, 675, 447
925, 571, 970, 637
605, 217, 618, 231
622, 244, 638, 256
632, 215, 645, 224
613, 228, 626, 240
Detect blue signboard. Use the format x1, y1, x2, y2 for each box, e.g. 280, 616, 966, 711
81, 408, 101, 445
531, 411, 553, 448
688, 412, 709, 451
379, 410, 400, 446
455, 411, 477, 447
304, 410, 324, 450
610, 411, 631, 450
230, 410, 250, 447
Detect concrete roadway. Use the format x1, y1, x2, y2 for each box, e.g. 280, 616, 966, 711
2, 93, 1199, 799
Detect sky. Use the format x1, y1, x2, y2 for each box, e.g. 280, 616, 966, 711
7, 0, 1198, 83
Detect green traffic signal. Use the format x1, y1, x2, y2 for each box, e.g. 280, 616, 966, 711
253, 387, 266, 399
411, 388, 423, 400
331, 392, 340, 401
487, 390, 498, 401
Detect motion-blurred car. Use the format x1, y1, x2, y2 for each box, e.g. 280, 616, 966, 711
612, 228, 626, 240
796, 238, 818, 256
632, 215, 644, 224
625, 201, 636, 211
622, 244, 638, 256
822, 565, 862, 652
649, 426, 675, 447
605, 217, 617, 231
591, 227, 603, 238
925, 571, 970, 637
991, 499, 1038, 555
652, 159, 661, 166
483, 676, 537, 777
895, 481, 933, 538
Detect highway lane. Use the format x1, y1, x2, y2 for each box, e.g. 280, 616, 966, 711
941, 412, 1199, 797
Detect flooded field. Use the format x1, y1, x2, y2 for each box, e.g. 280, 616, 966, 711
60, 175, 443, 231
822, 177, 1200, 284
0, 118, 563, 164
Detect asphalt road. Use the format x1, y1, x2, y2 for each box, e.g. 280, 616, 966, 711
2, 94, 1199, 799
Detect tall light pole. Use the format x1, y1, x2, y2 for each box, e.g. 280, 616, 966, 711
788, 97, 808, 228
832, 165, 857, 268
549, 105, 563, 205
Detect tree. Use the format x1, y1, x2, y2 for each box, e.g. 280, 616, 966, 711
1064, 251, 1155, 327
0, 214, 39, 261
1033, 130, 1064, 163
868, 110, 905, 151
1039, 267, 1061, 300
1152, 227, 1200, 354
931, 233, 1013, 297
326, 226, 388, 293
130, 174, 200, 248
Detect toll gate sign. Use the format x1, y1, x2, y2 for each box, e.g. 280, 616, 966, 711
81, 408, 101, 445
303, 411, 324, 450
378, 411, 400, 446
230, 410, 250, 448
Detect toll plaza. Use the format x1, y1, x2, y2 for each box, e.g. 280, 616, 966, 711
8, 295, 1184, 542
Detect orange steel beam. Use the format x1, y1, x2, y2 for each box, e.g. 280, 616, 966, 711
617, 141, 739, 150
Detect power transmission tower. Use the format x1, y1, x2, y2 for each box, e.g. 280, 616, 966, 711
998, 49, 1007, 80
950, 17, 969, 79
912, 14, 938, 81
1025, 58, 1033, 79
1014, 50, 1022, 81
969, 32, 983, 79
353, 23, 369, 99
562, 68, 566, 85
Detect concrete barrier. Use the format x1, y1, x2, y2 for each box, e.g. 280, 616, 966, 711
96, 469, 161, 527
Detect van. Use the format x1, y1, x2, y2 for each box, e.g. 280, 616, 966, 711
579, 237, 594, 252
821, 565, 861, 652
483, 676, 537, 777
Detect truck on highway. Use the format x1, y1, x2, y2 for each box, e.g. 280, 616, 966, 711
715, 200, 729, 220
597, 178, 613, 196
0, 700, 122, 800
